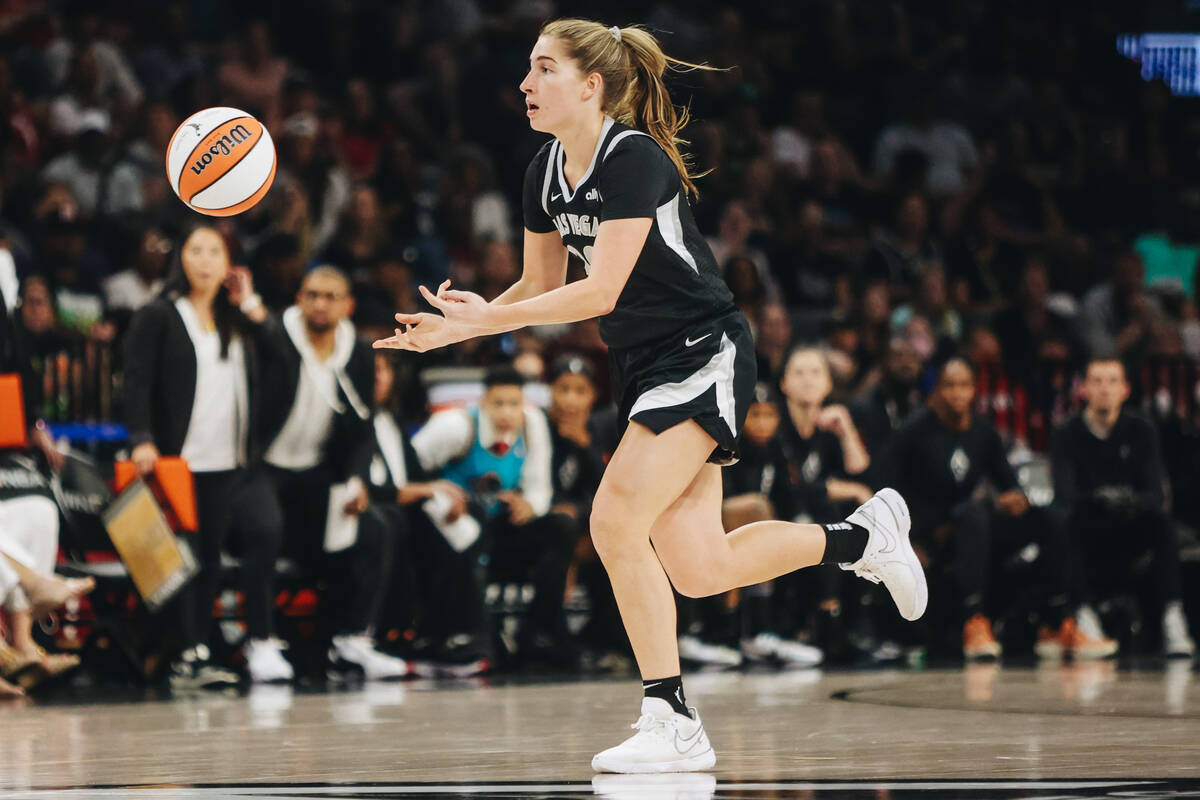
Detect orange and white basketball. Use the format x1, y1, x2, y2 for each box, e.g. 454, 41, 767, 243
165, 106, 276, 217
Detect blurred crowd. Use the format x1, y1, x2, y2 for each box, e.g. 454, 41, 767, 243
2, 0, 1200, 690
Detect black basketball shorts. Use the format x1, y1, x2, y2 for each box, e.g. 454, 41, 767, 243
609, 308, 757, 466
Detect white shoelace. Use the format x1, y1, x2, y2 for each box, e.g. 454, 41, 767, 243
849, 562, 882, 584
630, 713, 674, 741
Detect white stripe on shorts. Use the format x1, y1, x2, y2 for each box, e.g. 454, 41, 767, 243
628, 333, 737, 436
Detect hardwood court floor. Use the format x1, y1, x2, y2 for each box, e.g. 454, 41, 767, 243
0, 664, 1198, 798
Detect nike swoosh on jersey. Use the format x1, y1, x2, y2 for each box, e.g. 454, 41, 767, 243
684, 334, 712, 347
551, 193, 561, 201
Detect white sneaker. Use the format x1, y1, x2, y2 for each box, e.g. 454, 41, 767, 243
591, 697, 716, 773
677, 635, 742, 668
839, 488, 928, 621
329, 633, 410, 680
1163, 601, 1196, 658
740, 632, 823, 667
245, 638, 294, 684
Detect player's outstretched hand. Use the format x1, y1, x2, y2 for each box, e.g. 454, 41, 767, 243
373, 311, 463, 352
420, 280, 492, 328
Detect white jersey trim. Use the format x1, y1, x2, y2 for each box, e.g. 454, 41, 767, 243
628, 332, 737, 435
656, 192, 699, 273
555, 116, 615, 203
541, 140, 560, 217
603, 129, 651, 161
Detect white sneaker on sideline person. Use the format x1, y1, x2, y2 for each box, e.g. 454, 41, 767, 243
1163, 601, 1196, 658
592, 697, 716, 773
839, 488, 928, 621
677, 635, 742, 668
328, 633, 410, 680
740, 632, 823, 667
245, 638, 294, 683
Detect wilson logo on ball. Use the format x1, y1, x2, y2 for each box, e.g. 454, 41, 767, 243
190, 124, 254, 175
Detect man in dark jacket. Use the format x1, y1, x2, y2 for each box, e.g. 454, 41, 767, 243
238, 265, 407, 680
1051, 357, 1195, 658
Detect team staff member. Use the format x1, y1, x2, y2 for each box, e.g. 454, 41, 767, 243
237, 265, 409, 680
124, 226, 284, 688
1051, 358, 1194, 658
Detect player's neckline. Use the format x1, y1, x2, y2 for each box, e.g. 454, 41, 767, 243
556, 116, 615, 201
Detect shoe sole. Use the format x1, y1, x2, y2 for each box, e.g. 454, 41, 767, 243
870, 488, 928, 622
591, 747, 717, 773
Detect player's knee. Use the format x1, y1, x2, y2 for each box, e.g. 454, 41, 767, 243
669, 569, 721, 599
589, 501, 639, 563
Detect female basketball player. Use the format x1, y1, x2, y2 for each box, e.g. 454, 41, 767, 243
375, 19, 928, 773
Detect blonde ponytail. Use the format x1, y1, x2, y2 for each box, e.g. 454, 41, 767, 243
540, 19, 723, 198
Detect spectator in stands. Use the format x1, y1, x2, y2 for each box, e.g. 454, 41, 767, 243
707, 199, 770, 283
124, 226, 285, 688
873, 84, 979, 197
40, 110, 115, 218
246, 265, 409, 680
545, 355, 623, 665
1051, 358, 1195, 658
412, 365, 578, 667
891, 266, 962, 353
16, 275, 77, 366
323, 184, 390, 274
275, 112, 351, 259
0, 455, 90, 690
366, 351, 480, 672
992, 253, 1081, 386
884, 358, 1112, 660
722, 383, 824, 667
1080, 248, 1164, 362
777, 347, 872, 655
864, 192, 945, 298
218, 20, 289, 123
850, 337, 922, 473
103, 224, 170, 317
754, 303, 793, 387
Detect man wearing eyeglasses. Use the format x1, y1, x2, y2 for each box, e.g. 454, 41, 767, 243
235, 264, 409, 681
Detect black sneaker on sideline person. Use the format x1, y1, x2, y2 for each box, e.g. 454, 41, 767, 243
169, 644, 240, 690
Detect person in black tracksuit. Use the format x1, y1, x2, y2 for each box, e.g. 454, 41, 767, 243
235, 265, 409, 680
123, 226, 278, 688
1051, 358, 1195, 657
884, 357, 1080, 659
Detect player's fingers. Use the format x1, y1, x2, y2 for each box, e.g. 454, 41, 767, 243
419, 284, 450, 310
372, 330, 413, 350
440, 289, 473, 303
435, 279, 452, 297
395, 312, 423, 325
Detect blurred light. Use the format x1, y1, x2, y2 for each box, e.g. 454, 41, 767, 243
1118, 33, 1200, 96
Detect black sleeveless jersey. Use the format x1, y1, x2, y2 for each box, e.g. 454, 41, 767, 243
522, 117, 736, 350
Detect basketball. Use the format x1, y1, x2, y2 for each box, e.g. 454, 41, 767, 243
165, 106, 276, 217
